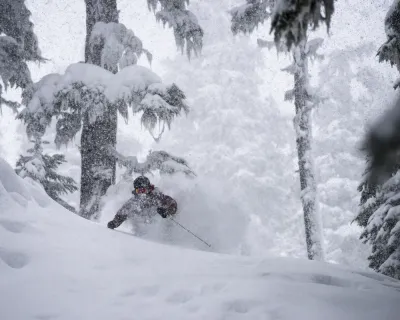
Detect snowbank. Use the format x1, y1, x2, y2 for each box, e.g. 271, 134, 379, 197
1, 157, 400, 320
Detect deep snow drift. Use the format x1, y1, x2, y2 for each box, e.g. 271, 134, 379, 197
1, 157, 400, 320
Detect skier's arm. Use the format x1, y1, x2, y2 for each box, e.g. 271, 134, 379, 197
157, 195, 178, 218
165, 196, 178, 216
107, 199, 133, 229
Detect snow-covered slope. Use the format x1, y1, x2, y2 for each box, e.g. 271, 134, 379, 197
1, 158, 400, 320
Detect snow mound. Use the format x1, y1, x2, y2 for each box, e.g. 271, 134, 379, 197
0, 157, 400, 320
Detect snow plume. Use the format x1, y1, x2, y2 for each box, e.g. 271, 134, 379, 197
155, 0, 302, 258
19, 63, 188, 145
99, 173, 248, 253
315, 42, 396, 267
147, 0, 203, 58
89, 21, 152, 70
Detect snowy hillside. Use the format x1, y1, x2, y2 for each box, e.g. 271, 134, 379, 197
1, 158, 400, 320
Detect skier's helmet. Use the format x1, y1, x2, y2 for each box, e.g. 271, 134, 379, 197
133, 176, 151, 189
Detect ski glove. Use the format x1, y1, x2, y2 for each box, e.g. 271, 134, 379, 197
157, 207, 168, 218
107, 221, 117, 229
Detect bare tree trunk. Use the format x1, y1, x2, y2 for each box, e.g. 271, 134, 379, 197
293, 40, 324, 260
80, 0, 118, 218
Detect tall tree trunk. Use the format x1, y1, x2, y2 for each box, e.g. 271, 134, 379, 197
293, 40, 324, 260
80, 0, 118, 218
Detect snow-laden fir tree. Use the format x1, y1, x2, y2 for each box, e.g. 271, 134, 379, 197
231, 0, 325, 260
0, 0, 42, 112
230, 0, 334, 48
358, 172, 400, 279
15, 137, 78, 212
147, 0, 203, 58
355, 0, 400, 279
19, 61, 188, 218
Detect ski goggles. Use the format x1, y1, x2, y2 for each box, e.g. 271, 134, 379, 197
135, 185, 154, 194
135, 187, 148, 194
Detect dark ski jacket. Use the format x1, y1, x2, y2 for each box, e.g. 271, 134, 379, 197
108, 188, 177, 229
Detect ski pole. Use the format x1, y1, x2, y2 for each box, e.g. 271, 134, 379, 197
169, 217, 212, 248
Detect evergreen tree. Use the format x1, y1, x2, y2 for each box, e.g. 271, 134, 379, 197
231, 0, 325, 260
16, 138, 78, 212
0, 0, 42, 112
19, 62, 188, 218
356, 0, 400, 279
359, 172, 400, 279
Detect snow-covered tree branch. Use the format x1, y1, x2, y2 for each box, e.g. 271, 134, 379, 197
147, 0, 203, 58
230, 0, 273, 35
358, 171, 400, 279
15, 138, 78, 213
107, 146, 195, 178
90, 22, 152, 70
0, 0, 43, 112
377, 0, 400, 88
18, 63, 188, 146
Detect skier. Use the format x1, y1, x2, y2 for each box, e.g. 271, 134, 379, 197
107, 176, 177, 230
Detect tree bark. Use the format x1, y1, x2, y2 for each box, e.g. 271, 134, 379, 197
293, 40, 324, 260
80, 0, 118, 218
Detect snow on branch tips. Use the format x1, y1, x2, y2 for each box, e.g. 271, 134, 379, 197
107, 145, 195, 178
134, 83, 188, 139
0, 0, 43, 62
89, 22, 152, 70
230, 0, 273, 35
378, 0, 400, 89
147, 0, 203, 58
0, 0, 44, 112
18, 63, 188, 145
271, 0, 334, 49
